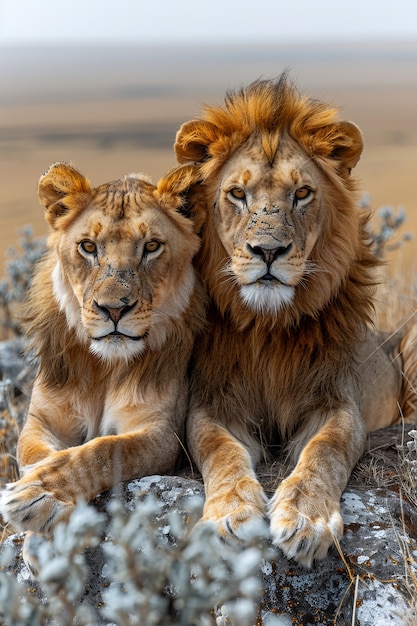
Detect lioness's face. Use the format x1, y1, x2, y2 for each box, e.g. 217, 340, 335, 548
52, 178, 199, 362
212, 136, 327, 313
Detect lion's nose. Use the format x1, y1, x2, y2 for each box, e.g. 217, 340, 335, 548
95, 301, 137, 324
247, 243, 292, 265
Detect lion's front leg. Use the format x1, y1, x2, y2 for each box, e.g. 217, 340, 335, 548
189, 414, 268, 541
269, 407, 367, 567
1, 427, 179, 536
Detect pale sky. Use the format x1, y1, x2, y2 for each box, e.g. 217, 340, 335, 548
1, 0, 417, 45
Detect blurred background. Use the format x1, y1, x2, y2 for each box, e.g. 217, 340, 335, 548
1, 0, 416, 294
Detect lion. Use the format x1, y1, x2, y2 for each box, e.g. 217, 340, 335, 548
174, 74, 417, 567
0, 162, 206, 543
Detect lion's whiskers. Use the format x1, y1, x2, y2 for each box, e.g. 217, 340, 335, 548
303, 261, 328, 276
218, 264, 241, 288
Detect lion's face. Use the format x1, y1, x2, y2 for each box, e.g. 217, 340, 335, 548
175, 77, 365, 322
212, 136, 326, 313
40, 165, 200, 362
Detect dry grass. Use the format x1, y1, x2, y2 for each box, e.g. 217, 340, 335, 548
374, 256, 417, 333
0, 386, 21, 483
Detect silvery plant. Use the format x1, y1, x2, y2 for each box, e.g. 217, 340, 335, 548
0, 226, 45, 337
0, 489, 272, 626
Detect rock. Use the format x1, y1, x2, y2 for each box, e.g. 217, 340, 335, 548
257, 484, 417, 625
0, 427, 416, 625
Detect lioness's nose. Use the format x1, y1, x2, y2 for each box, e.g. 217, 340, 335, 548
247, 243, 292, 264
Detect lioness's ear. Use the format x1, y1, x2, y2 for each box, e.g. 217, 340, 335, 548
312, 121, 364, 171
158, 163, 201, 196
38, 162, 91, 229
174, 120, 219, 164
157, 164, 206, 233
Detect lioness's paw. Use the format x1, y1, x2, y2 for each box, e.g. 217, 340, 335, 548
22, 532, 44, 577
269, 480, 343, 567
0, 479, 74, 535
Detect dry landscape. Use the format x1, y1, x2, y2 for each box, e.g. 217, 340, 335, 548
1, 42, 417, 332
1, 43, 417, 288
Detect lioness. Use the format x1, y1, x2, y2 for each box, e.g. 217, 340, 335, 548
0, 162, 206, 540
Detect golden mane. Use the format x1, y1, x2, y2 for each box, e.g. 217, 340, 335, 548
23, 252, 99, 390
176, 75, 378, 353
176, 74, 362, 177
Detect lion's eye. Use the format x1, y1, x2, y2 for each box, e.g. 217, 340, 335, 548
144, 240, 160, 253
294, 187, 311, 201
79, 240, 97, 254
229, 187, 246, 201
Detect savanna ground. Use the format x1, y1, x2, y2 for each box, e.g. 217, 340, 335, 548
0, 42, 416, 622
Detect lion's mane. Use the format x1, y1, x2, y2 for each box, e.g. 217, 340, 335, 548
176, 75, 379, 354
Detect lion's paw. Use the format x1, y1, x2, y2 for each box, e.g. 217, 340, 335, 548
201, 478, 269, 544
0, 478, 74, 536
206, 505, 269, 544
269, 480, 343, 567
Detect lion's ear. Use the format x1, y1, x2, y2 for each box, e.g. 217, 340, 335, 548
38, 162, 91, 229
312, 121, 363, 171
329, 121, 363, 170
174, 120, 219, 164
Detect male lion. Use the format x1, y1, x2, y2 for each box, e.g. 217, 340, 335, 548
174, 75, 417, 566
0, 162, 206, 541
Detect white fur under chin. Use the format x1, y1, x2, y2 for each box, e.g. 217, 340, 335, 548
240, 283, 294, 313
89, 336, 147, 363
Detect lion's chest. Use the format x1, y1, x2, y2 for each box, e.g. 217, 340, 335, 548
205, 328, 303, 423
76, 400, 125, 440
99, 407, 120, 437
66, 381, 125, 441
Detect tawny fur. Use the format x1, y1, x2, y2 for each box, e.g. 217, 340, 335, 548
0, 163, 206, 548
174, 74, 417, 566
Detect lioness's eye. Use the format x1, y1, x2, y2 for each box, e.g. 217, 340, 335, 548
144, 240, 160, 253
79, 240, 97, 254
229, 187, 246, 201
294, 187, 311, 201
